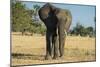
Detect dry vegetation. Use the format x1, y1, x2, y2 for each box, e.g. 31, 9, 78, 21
11, 32, 96, 66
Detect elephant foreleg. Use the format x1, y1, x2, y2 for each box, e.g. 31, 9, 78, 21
52, 34, 59, 59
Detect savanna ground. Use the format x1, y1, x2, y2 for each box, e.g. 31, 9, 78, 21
11, 32, 96, 66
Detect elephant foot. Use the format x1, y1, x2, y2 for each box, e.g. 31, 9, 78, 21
59, 53, 64, 57
45, 55, 52, 60
59, 55, 63, 57
53, 55, 59, 60
59, 55, 64, 59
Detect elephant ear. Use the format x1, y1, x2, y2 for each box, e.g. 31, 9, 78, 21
38, 6, 50, 21
54, 8, 60, 15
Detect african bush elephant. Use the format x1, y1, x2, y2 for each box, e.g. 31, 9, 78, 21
38, 3, 72, 60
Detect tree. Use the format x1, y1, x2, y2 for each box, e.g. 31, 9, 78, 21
71, 23, 85, 36
12, 2, 33, 34
12, 2, 46, 36
86, 27, 94, 37
33, 5, 40, 21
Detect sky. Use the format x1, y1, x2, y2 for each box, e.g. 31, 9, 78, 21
22, 1, 96, 29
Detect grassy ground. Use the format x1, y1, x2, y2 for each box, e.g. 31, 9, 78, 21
11, 33, 96, 66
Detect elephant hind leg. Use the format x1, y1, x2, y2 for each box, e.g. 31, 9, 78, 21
58, 26, 66, 57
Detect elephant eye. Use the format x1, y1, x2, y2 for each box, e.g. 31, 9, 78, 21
48, 14, 50, 17
48, 12, 53, 18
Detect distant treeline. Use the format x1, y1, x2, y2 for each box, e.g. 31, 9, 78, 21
68, 23, 95, 37
11, 1, 95, 37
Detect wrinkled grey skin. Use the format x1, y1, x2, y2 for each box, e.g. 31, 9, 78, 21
38, 3, 72, 60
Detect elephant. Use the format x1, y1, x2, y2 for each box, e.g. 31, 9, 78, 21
38, 3, 72, 60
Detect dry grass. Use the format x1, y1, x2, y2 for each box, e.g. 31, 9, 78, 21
11, 33, 96, 66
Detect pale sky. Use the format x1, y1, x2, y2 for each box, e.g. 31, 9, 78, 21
22, 1, 96, 29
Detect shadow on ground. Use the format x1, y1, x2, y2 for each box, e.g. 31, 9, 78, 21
12, 53, 45, 60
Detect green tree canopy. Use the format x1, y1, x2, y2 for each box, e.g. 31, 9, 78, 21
12, 2, 33, 32
12, 1, 46, 36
